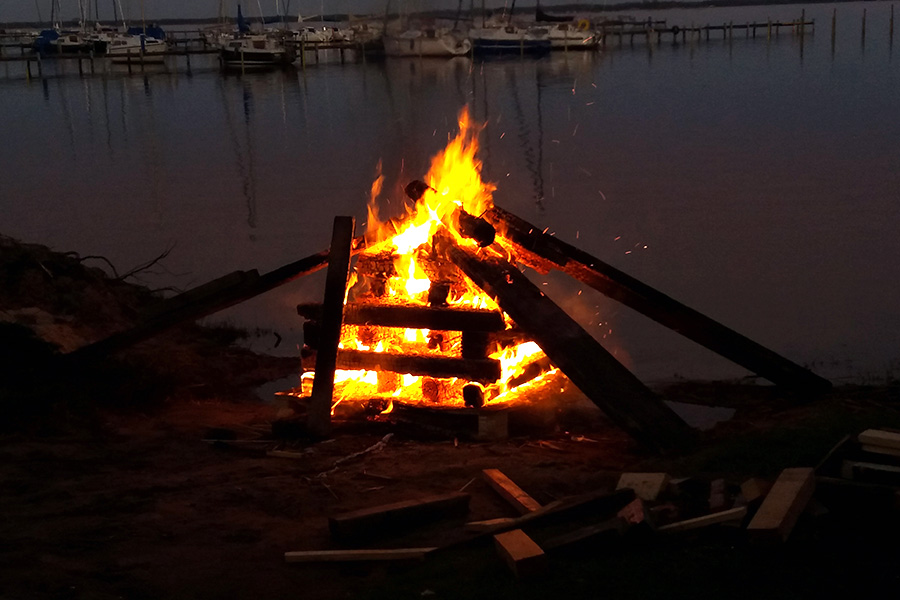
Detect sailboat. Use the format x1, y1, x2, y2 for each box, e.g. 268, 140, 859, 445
382, 0, 471, 57
219, 4, 290, 70
105, 1, 168, 63
468, 0, 551, 55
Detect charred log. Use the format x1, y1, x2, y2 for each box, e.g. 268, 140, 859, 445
333, 349, 501, 383
297, 303, 506, 332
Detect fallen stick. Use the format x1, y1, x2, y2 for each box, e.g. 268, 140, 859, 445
284, 548, 436, 563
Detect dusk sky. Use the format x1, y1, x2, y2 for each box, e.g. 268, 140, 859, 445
2, 1, 597, 24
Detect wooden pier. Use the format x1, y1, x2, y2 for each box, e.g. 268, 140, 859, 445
599, 19, 816, 47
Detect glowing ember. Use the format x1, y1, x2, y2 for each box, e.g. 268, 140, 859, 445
304, 107, 556, 409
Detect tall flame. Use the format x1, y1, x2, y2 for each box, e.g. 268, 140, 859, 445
305, 107, 555, 409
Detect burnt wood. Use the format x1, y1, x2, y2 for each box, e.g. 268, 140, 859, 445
484, 206, 831, 395
308, 216, 356, 437
65, 236, 367, 362
297, 302, 506, 332
334, 349, 501, 383
438, 231, 693, 453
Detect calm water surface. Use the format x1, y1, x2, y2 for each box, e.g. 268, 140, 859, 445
1, 2, 897, 384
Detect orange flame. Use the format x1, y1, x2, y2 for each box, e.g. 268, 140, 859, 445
305, 107, 555, 409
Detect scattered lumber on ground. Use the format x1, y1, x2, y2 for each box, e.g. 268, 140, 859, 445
747, 467, 816, 543
616, 473, 671, 501
284, 548, 436, 563
328, 492, 471, 541
482, 469, 542, 515
493, 529, 547, 578
658, 506, 748, 534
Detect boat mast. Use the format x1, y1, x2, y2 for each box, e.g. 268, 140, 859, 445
34, 0, 44, 24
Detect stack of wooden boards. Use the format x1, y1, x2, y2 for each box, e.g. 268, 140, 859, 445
284, 463, 835, 578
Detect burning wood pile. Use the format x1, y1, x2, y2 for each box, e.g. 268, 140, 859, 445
289, 108, 830, 453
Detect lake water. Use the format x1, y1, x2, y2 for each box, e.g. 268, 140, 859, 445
1, 2, 897, 385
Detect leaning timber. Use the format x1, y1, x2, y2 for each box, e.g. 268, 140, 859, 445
308, 217, 357, 437
64, 235, 367, 362
484, 206, 831, 395
436, 230, 694, 453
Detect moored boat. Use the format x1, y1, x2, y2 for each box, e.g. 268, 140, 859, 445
220, 35, 290, 69
468, 25, 551, 55
383, 27, 471, 57
107, 33, 167, 63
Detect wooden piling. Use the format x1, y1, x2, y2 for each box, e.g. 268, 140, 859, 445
831, 8, 837, 51
862, 8, 867, 47
308, 216, 356, 438
888, 4, 894, 46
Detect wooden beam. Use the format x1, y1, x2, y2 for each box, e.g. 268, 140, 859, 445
746, 467, 815, 543
485, 206, 831, 395
482, 469, 542, 515
616, 472, 671, 501
333, 349, 501, 383
66, 236, 368, 363
657, 506, 748, 533
493, 529, 546, 578
308, 217, 356, 437
329, 492, 471, 541
541, 517, 627, 551
284, 548, 436, 563
437, 231, 693, 453
858, 429, 900, 450
297, 302, 506, 331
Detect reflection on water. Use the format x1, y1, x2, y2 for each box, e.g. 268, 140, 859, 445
1, 3, 898, 385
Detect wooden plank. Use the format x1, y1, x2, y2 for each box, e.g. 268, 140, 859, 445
482, 469, 542, 515
858, 429, 900, 450
841, 460, 900, 486
493, 529, 546, 578
438, 231, 694, 453
657, 506, 748, 533
284, 548, 436, 563
328, 492, 470, 541
740, 478, 772, 504
308, 216, 356, 437
541, 517, 626, 551
861, 444, 900, 459
465, 517, 516, 533
297, 303, 506, 332
746, 467, 815, 543
333, 349, 502, 383
616, 473, 671, 501
484, 206, 831, 395
65, 236, 367, 362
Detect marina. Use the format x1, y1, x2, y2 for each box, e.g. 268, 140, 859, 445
1, 1, 898, 385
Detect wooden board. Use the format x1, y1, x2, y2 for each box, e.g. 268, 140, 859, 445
66, 236, 367, 362
861, 444, 900, 459
328, 492, 470, 541
657, 506, 748, 533
616, 472, 671, 501
284, 548, 436, 563
297, 303, 505, 332
493, 529, 546, 578
746, 467, 815, 543
482, 469, 542, 515
333, 349, 501, 383
740, 478, 772, 504
308, 216, 356, 437
840, 460, 900, 486
439, 232, 694, 453
541, 517, 626, 551
484, 206, 831, 395
858, 429, 900, 450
